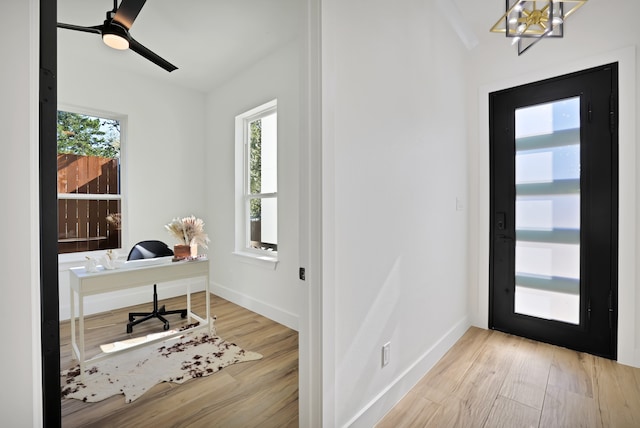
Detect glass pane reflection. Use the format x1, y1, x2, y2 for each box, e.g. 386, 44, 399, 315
514, 97, 581, 324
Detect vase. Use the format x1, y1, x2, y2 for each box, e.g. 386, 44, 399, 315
190, 244, 198, 257
173, 244, 191, 260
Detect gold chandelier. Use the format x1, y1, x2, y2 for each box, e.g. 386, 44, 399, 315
490, 1, 587, 55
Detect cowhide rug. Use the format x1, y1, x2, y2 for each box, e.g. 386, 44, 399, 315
61, 331, 262, 403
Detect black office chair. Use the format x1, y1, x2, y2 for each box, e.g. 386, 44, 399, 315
126, 240, 187, 334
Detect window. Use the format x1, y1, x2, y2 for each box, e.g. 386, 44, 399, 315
57, 109, 123, 254
235, 100, 278, 259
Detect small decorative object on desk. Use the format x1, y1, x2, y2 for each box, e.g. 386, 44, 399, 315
165, 215, 210, 260
101, 249, 117, 270
84, 256, 98, 273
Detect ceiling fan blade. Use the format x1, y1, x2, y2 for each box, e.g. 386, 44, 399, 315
113, 0, 147, 30
57, 22, 102, 35
129, 37, 178, 72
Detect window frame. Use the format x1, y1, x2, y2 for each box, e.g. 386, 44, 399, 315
57, 104, 127, 264
234, 99, 278, 266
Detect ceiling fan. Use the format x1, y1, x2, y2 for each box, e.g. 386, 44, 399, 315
57, 0, 178, 72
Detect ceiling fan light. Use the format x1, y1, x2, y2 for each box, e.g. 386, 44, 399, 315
103, 33, 129, 50
102, 21, 130, 50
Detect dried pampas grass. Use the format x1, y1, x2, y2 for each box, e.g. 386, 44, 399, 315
165, 215, 210, 248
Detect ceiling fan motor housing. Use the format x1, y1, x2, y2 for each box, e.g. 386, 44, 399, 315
102, 19, 130, 50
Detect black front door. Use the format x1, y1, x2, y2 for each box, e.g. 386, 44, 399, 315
489, 64, 618, 359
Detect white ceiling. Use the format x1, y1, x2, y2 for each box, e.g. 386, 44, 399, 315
57, 1, 574, 94
58, 0, 303, 93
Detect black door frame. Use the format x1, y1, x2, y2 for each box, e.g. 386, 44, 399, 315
489, 63, 618, 359
40, 0, 61, 426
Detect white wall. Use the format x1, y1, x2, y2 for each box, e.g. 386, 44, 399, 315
322, 0, 471, 425
463, 0, 640, 368
57, 37, 208, 319
0, 1, 41, 426
204, 41, 304, 330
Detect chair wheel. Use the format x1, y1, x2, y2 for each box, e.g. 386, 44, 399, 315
126, 325, 132, 334
163, 323, 170, 331
181, 311, 187, 319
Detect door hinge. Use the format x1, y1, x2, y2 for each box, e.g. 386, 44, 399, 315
39, 68, 56, 104
608, 289, 614, 328
587, 298, 592, 321
609, 93, 617, 134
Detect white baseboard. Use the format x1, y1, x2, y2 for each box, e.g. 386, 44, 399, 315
345, 316, 471, 428
210, 281, 299, 331
59, 279, 206, 321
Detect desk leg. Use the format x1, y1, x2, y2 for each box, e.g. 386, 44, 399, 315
187, 280, 192, 323
206, 274, 212, 334
79, 292, 85, 376
70, 287, 76, 361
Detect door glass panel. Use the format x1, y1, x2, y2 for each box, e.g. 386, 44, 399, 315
514, 97, 580, 324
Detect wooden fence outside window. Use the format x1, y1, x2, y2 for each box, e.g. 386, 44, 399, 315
57, 154, 121, 254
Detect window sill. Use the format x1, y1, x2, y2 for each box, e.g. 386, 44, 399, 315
232, 251, 278, 270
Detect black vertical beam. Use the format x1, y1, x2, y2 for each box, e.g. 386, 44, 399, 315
40, 0, 61, 426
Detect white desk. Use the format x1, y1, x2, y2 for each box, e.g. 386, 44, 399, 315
69, 257, 211, 375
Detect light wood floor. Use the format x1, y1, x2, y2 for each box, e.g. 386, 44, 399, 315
60, 292, 298, 427
377, 327, 640, 427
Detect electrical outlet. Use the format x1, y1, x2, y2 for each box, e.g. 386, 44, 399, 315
382, 342, 391, 367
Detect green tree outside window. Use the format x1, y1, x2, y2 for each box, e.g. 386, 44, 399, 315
249, 119, 261, 219
57, 111, 120, 158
